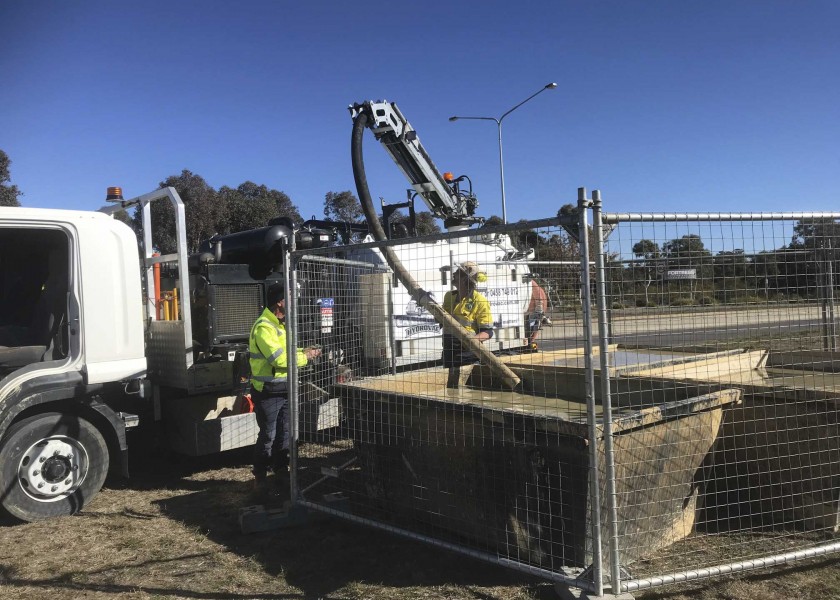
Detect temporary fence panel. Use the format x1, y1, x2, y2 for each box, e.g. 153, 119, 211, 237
586, 190, 840, 594
286, 219, 620, 591
279, 201, 788, 596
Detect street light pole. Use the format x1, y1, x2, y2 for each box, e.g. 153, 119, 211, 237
450, 82, 557, 224
497, 119, 505, 224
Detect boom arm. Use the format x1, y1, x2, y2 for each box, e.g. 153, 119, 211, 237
349, 100, 481, 227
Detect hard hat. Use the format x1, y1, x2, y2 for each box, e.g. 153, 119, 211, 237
457, 261, 487, 283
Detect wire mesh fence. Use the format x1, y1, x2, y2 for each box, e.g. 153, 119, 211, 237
285, 196, 840, 596
286, 219, 608, 587
592, 196, 840, 594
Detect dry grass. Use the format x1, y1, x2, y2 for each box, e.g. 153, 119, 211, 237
0, 447, 839, 600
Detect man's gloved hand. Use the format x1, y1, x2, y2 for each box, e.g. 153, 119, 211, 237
414, 289, 437, 308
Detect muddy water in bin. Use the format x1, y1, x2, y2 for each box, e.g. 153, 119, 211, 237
533, 349, 685, 370
350, 350, 705, 422
439, 384, 599, 421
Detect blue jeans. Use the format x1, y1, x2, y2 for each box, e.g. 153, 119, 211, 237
252, 386, 289, 479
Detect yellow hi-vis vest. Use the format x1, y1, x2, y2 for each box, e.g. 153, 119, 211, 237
442, 289, 493, 334
248, 308, 308, 392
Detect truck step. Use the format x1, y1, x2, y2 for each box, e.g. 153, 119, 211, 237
239, 501, 309, 533
118, 412, 140, 428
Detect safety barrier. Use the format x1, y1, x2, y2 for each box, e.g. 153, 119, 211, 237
286, 194, 840, 597
586, 190, 840, 594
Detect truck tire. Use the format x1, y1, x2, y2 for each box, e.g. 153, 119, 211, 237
0, 412, 109, 521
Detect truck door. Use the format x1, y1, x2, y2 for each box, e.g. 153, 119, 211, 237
0, 227, 73, 378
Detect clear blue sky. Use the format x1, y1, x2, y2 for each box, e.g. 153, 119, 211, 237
2, 1, 838, 223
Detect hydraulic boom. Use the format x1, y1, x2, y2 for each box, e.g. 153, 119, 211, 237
349, 100, 481, 229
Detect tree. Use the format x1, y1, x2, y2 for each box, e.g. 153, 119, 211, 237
632, 239, 661, 305
322, 191, 444, 239
413, 212, 441, 236
134, 170, 219, 253
390, 210, 441, 237
632, 239, 659, 258
713, 249, 747, 279
789, 218, 840, 298
662, 234, 712, 276
662, 234, 709, 262
752, 251, 781, 298
323, 191, 364, 223
323, 190, 383, 243
0, 150, 22, 207
218, 181, 301, 235
112, 209, 134, 229
791, 218, 840, 251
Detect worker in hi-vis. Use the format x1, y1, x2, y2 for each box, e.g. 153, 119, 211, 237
442, 261, 494, 372
248, 282, 320, 495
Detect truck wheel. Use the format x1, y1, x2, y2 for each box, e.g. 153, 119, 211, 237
0, 412, 109, 521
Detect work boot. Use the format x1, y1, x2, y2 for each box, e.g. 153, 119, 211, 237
251, 475, 270, 502
267, 474, 291, 505
273, 449, 289, 474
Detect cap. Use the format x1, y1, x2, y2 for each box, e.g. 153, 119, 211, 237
266, 282, 285, 305
456, 261, 486, 283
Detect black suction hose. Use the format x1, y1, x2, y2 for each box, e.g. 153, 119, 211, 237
351, 112, 520, 390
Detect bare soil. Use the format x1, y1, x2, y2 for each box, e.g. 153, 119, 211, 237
1, 445, 839, 600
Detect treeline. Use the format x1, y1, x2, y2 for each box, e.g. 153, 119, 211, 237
615, 221, 840, 307
496, 205, 840, 310
124, 170, 302, 253
133, 170, 442, 253
13, 148, 833, 308
0, 150, 444, 253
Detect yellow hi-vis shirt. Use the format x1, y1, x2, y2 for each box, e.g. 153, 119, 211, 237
442, 289, 493, 334
249, 308, 308, 392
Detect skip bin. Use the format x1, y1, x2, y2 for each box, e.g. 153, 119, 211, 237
334, 367, 740, 570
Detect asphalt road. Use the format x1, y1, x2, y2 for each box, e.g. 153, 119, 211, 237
607, 317, 824, 348
538, 305, 834, 350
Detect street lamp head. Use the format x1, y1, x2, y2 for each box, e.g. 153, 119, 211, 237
449, 83, 556, 224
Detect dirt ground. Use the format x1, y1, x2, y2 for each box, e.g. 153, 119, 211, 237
1, 445, 839, 600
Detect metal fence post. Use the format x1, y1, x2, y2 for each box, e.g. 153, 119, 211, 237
827, 240, 838, 351
577, 187, 604, 596
286, 243, 300, 504
592, 190, 623, 593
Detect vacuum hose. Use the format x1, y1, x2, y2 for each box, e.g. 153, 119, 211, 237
351, 112, 520, 390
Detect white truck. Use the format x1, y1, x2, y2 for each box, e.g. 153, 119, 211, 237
0, 101, 541, 521
0, 186, 338, 520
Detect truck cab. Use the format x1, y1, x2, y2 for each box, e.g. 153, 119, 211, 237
0, 208, 145, 520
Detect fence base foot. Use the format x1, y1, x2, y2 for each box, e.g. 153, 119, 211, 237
239, 501, 310, 534
553, 583, 634, 600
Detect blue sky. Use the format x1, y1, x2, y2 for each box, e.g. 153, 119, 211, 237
2, 1, 838, 223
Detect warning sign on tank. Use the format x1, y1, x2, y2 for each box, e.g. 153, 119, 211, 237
318, 298, 334, 333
